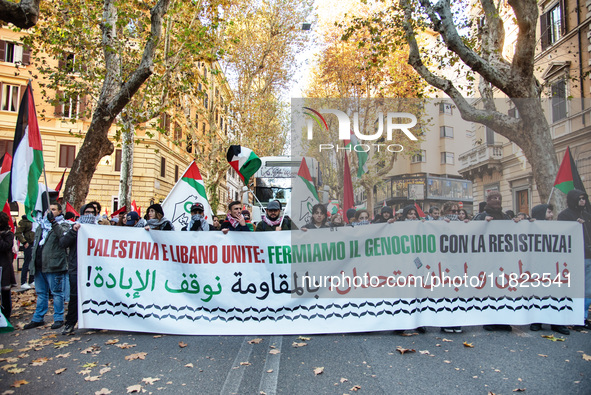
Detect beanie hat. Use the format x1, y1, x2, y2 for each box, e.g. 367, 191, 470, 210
147, 203, 164, 217
381, 206, 393, 215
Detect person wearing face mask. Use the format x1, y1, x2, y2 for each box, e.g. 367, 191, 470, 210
54, 204, 97, 335
352, 209, 371, 226
301, 204, 329, 231
24, 202, 71, 330
222, 201, 252, 233
473, 191, 517, 332
558, 189, 591, 330
255, 200, 296, 231
181, 203, 210, 231
373, 206, 396, 224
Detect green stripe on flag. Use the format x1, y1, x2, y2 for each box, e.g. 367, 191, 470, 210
24, 150, 43, 219
301, 176, 319, 201
239, 151, 262, 182
182, 177, 207, 199
555, 180, 574, 195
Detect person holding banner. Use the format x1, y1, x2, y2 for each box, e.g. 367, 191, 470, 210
255, 200, 296, 231
181, 203, 210, 232
24, 203, 70, 330
473, 191, 514, 332
372, 206, 396, 224
222, 201, 251, 233
558, 190, 591, 330
56, 204, 97, 335
144, 204, 174, 231
0, 212, 15, 321
301, 204, 329, 231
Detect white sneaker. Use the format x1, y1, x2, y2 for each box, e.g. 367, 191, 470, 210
20, 283, 31, 290
29, 282, 35, 288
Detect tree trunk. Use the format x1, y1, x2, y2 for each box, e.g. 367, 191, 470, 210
118, 114, 134, 211
0, 0, 40, 29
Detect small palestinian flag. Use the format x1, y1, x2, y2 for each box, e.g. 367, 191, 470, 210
226, 145, 261, 184
554, 147, 586, 194
414, 202, 427, 218
0, 153, 12, 206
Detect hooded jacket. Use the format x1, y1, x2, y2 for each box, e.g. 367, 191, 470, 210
401, 205, 418, 221
531, 204, 550, 221
558, 189, 591, 258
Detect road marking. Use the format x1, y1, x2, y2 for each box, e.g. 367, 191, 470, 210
220, 337, 254, 395
258, 336, 283, 395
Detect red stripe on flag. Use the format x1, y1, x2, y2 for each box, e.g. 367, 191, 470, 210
414, 202, 426, 218
25, 84, 43, 151
110, 205, 127, 218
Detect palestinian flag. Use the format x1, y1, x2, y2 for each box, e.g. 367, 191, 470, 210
290, 158, 320, 227
554, 147, 586, 194
344, 132, 368, 177
0, 153, 12, 206
10, 82, 43, 220
414, 202, 427, 218
66, 202, 79, 220
55, 167, 67, 197
226, 145, 261, 184
161, 161, 214, 230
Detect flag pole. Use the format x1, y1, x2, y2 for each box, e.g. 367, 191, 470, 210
42, 165, 51, 213
546, 187, 554, 205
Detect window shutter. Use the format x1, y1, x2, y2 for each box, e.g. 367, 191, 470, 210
0, 41, 5, 61
58, 54, 66, 70
22, 47, 31, 65
20, 84, 27, 101
79, 95, 87, 120
559, 0, 567, 35
55, 91, 63, 117
540, 12, 549, 50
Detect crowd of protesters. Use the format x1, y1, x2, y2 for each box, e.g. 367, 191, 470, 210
2, 189, 589, 337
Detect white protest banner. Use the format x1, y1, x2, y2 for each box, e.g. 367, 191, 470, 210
77, 221, 584, 335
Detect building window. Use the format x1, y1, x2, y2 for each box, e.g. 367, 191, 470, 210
0, 41, 30, 65
0, 140, 13, 157
160, 112, 171, 135
114, 149, 122, 172
62, 93, 79, 119
485, 126, 495, 145
204, 93, 208, 110
175, 165, 179, 181
439, 103, 452, 115
59, 145, 76, 168
174, 122, 182, 141
440, 126, 454, 138
551, 79, 567, 122
541, 3, 565, 50
1, 84, 21, 112
160, 157, 166, 178
441, 152, 454, 165
411, 150, 426, 163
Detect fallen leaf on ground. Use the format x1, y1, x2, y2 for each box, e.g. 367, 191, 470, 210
116, 343, 137, 349
83, 362, 97, 368
419, 350, 430, 355
463, 342, 474, 348
396, 346, 416, 355
297, 336, 311, 341
442, 338, 453, 342
95, 388, 112, 395
7, 368, 25, 374
269, 349, 280, 355
443, 360, 451, 364
538, 354, 548, 358
266, 369, 273, 373
248, 338, 263, 344
142, 377, 160, 385
512, 389, 526, 392
340, 378, 348, 383
99, 367, 111, 375
56, 353, 70, 358
582, 354, 591, 361
126, 384, 142, 393
85, 376, 101, 382
78, 369, 92, 375
541, 335, 565, 342
185, 363, 194, 368
1, 364, 17, 371
292, 342, 307, 348
10, 380, 28, 388
55, 368, 67, 374
53, 341, 70, 349
153, 335, 162, 338
178, 342, 188, 348
125, 352, 147, 361
240, 362, 251, 366
350, 385, 362, 391
105, 339, 119, 345
0, 349, 13, 355
313, 367, 324, 375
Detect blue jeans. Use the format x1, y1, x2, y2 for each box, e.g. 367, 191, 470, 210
20, 245, 33, 285
32, 271, 65, 323
585, 258, 591, 320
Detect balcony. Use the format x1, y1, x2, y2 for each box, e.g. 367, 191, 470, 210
458, 144, 503, 180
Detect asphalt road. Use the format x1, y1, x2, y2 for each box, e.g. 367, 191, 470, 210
1, 290, 590, 394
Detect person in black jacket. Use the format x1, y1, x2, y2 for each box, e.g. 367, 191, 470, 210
301, 204, 329, 231
144, 204, 174, 231
181, 203, 210, 231
528, 204, 570, 335
221, 201, 251, 233
57, 204, 97, 335
558, 189, 591, 329
0, 212, 15, 321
